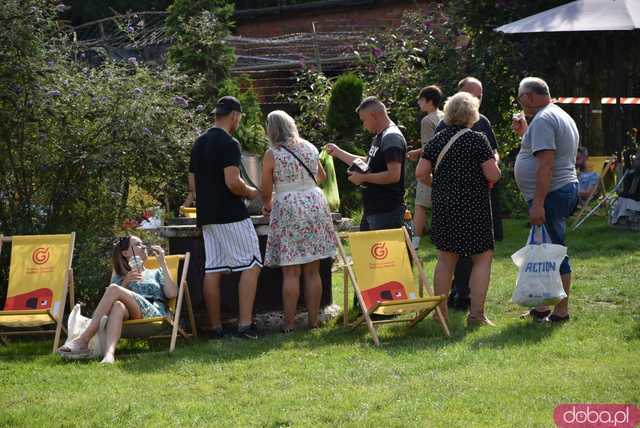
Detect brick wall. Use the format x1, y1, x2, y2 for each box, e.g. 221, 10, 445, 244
235, 0, 431, 37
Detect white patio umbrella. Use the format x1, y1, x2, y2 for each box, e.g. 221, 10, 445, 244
495, 0, 640, 33
494, 0, 640, 153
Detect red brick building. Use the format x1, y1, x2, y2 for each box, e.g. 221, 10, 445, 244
230, 0, 432, 109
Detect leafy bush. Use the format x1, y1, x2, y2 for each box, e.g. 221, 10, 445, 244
0, 0, 208, 306
326, 73, 363, 138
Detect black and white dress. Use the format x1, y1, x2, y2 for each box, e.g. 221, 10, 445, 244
422, 125, 495, 256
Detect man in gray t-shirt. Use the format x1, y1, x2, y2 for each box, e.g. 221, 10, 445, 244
515, 104, 579, 201
513, 77, 579, 324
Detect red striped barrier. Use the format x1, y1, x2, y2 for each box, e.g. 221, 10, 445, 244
553, 97, 640, 105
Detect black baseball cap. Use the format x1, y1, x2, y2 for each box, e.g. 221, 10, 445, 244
212, 96, 242, 116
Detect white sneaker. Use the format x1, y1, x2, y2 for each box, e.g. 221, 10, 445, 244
411, 236, 421, 250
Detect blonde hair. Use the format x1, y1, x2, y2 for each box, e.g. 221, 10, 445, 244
266, 110, 300, 148
443, 92, 480, 127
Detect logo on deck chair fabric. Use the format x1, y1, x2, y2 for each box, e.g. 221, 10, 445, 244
362, 281, 408, 309
32, 247, 50, 265
4, 288, 54, 310
370, 242, 388, 260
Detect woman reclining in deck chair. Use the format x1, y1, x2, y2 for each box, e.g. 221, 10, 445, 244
58, 235, 176, 363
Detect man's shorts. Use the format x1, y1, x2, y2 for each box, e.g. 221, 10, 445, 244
202, 219, 263, 273
527, 182, 579, 276
415, 182, 432, 208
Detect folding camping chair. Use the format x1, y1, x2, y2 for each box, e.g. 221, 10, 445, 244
572, 156, 617, 229
121, 253, 197, 352
0, 233, 76, 353
335, 227, 450, 346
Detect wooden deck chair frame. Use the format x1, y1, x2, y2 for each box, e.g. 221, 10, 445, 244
0, 233, 76, 354
335, 227, 450, 346
572, 156, 616, 228
121, 253, 197, 353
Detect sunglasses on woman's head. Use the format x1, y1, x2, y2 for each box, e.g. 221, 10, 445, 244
114, 236, 130, 249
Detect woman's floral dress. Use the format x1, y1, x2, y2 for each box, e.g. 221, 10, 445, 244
264, 140, 337, 266
111, 268, 169, 318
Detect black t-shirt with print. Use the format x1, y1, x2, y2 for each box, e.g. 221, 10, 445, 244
189, 127, 249, 226
362, 124, 407, 214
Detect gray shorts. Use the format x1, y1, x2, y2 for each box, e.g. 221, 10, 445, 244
415, 182, 432, 208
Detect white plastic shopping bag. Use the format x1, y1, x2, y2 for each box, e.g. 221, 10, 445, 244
511, 225, 568, 307
63, 304, 107, 358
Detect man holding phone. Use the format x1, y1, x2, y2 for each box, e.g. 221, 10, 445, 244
326, 96, 407, 231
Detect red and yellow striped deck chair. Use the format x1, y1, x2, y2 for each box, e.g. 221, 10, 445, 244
121, 253, 197, 352
336, 227, 449, 346
0, 233, 75, 353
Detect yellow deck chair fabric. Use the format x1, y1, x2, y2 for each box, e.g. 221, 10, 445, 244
121, 253, 196, 352
0, 233, 75, 353
336, 228, 449, 346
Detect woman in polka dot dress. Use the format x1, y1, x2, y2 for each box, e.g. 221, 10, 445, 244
416, 92, 501, 326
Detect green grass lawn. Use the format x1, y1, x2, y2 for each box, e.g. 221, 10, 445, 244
1, 217, 639, 427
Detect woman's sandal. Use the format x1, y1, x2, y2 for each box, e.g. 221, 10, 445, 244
58, 340, 91, 360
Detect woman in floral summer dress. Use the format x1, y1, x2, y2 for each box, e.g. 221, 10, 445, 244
261, 110, 336, 332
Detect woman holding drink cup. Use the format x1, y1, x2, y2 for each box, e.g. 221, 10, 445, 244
57, 235, 176, 363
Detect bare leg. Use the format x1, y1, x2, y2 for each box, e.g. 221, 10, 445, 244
414, 204, 427, 237
238, 265, 260, 327
433, 251, 459, 321
203, 272, 223, 330
70, 285, 141, 349
302, 261, 322, 328
551, 273, 571, 317
469, 250, 494, 321
282, 265, 301, 330
101, 301, 130, 363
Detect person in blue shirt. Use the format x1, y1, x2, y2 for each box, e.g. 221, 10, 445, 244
576, 146, 599, 204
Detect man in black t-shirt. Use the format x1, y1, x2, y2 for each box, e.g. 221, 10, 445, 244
326, 96, 407, 231
434, 77, 503, 310
187, 96, 262, 339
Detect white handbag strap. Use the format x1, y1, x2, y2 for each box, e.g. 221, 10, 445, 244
434, 128, 470, 173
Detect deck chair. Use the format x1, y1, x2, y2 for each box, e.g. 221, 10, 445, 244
335, 227, 450, 346
0, 233, 76, 353
121, 253, 197, 352
572, 156, 616, 229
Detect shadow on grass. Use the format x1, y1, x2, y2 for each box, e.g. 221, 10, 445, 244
468, 319, 557, 350
0, 307, 481, 370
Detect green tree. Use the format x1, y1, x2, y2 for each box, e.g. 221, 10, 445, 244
165, 0, 235, 106
0, 0, 208, 305
165, 0, 267, 154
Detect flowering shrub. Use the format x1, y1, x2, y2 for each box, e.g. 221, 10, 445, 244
0, 0, 209, 304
